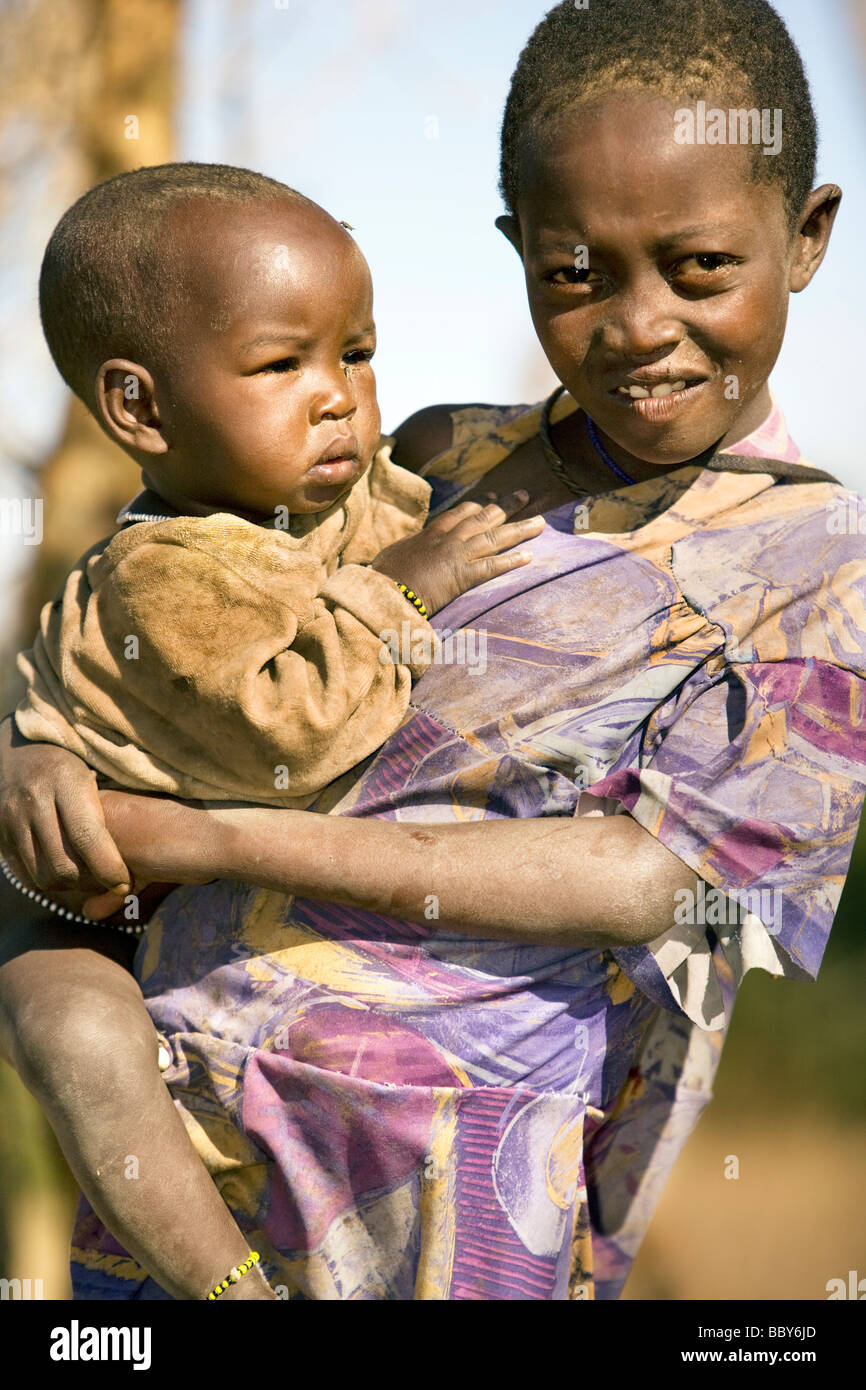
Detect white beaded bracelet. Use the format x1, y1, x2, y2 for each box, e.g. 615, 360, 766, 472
0, 856, 145, 936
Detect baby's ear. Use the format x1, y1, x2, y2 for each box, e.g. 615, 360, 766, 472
495, 214, 523, 258
94, 360, 168, 457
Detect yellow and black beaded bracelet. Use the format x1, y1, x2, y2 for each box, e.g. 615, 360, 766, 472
394, 581, 428, 620
206, 1251, 261, 1301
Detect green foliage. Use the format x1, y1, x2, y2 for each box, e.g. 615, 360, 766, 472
714, 808, 866, 1119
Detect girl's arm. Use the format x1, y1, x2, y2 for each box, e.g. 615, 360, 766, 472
96, 791, 697, 950
0, 730, 697, 953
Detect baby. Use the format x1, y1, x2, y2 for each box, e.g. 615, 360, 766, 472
2, 163, 544, 1299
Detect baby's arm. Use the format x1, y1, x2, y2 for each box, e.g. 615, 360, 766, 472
16, 502, 542, 808
0, 886, 275, 1299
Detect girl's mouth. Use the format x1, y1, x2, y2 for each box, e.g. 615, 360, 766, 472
608, 378, 708, 423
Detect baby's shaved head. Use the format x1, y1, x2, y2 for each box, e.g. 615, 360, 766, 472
39, 162, 340, 405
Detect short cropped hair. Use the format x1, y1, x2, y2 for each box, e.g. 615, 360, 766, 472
500, 0, 818, 231
39, 162, 316, 405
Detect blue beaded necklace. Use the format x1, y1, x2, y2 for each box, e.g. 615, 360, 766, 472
539, 386, 636, 492
585, 414, 637, 484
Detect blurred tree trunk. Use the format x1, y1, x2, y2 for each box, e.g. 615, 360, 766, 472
0, 0, 180, 1287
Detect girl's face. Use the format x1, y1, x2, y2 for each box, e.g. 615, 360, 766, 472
499, 89, 838, 468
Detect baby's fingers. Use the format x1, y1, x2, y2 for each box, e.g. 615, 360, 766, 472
464, 515, 545, 559
432, 499, 494, 532
495, 490, 534, 519
436, 490, 531, 534
461, 550, 535, 585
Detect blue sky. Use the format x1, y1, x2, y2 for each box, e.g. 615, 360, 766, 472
177, 0, 866, 484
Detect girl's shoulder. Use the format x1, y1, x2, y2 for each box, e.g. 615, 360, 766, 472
391, 399, 561, 487
672, 477, 866, 677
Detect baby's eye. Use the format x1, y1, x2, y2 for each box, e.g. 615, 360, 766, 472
343, 348, 375, 365
260, 357, 299, 373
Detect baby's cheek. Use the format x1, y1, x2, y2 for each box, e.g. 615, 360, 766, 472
355, 371, 381, 435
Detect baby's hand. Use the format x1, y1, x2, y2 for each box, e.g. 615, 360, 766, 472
370, 492, 545, 616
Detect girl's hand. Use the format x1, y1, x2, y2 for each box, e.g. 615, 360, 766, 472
370, 492, 545, 615
0, 715, 131, 898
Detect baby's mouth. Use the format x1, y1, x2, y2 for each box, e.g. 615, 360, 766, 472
305, 433, 362, 487
306, 455, 361, 486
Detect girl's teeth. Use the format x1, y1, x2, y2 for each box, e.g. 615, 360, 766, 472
618, 379, 689, 399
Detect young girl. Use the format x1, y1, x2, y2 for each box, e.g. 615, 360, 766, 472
1, 0, 863, 1299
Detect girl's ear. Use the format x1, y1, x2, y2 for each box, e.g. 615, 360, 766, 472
94, 360, 169, 456
495, 214, 523, 258
789, 184, 842, 293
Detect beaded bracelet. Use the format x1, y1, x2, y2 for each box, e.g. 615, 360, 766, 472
393, 580, 428, 620
0, 856, 145, 937
206, 1251, 261, 1300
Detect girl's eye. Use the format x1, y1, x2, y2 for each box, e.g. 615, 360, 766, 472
676, 253, 736, 276
343, 348, 375, 365
547, 267, 595, 287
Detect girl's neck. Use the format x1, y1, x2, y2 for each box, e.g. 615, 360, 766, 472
554, 385, 774, 489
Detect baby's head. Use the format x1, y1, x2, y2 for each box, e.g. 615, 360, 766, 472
497, 0, 841, 467
39, 163, 380, 520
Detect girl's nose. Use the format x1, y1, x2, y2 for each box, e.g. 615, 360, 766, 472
602, 280, 684, 359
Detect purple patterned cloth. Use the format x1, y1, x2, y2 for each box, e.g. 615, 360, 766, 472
70, 398, 866, 1299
